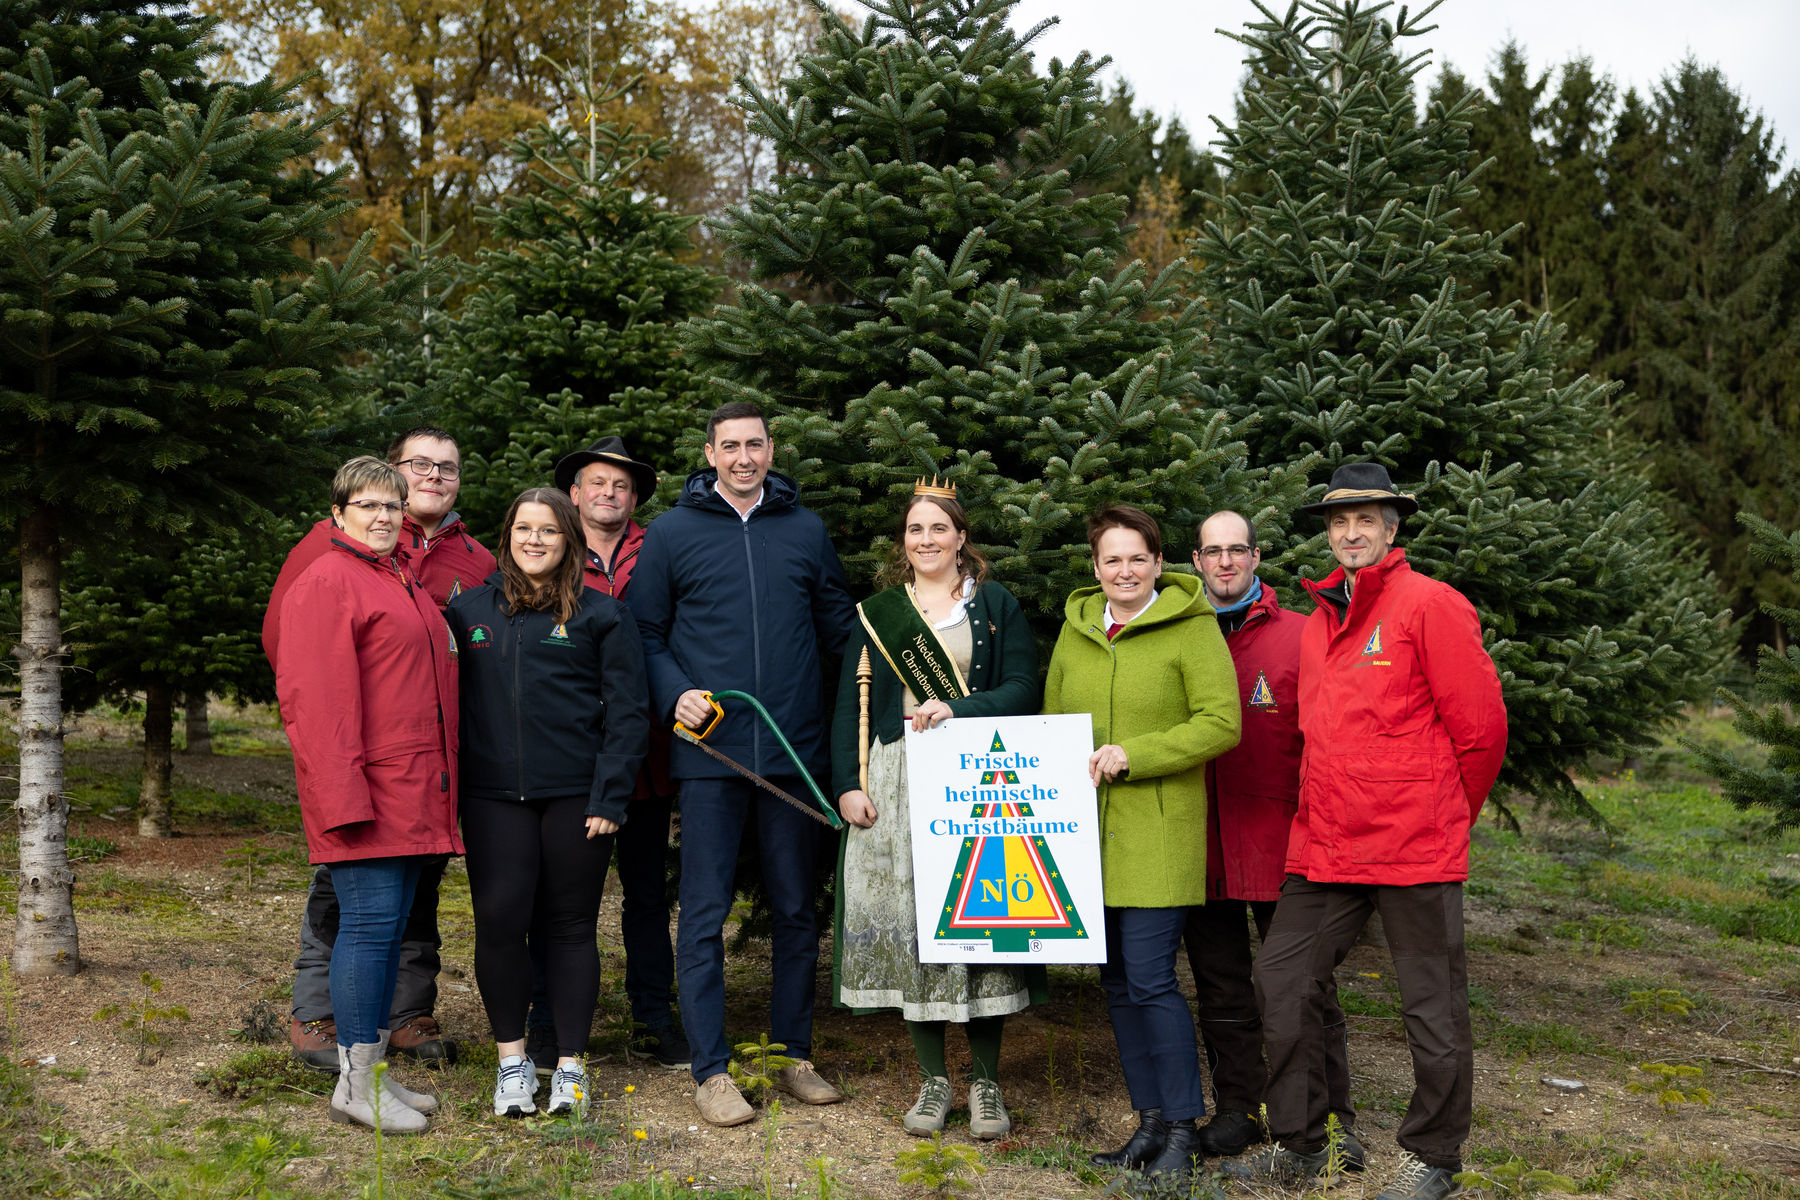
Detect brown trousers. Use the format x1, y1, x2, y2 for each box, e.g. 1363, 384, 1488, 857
1254, 877, 1471, 1170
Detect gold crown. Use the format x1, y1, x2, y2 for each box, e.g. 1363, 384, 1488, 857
913, 474, 958, 500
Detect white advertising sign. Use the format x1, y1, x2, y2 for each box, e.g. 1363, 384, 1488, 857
905, 713, 1105, 964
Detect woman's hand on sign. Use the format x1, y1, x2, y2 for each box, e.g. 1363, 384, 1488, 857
838, 790, 878, 828
910, 699, 954, 732
1089, 743, 1129, 785
585, 816, 619, 838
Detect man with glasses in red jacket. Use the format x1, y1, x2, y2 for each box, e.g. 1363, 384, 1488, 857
264, 426, 496, 1070
1183, 511, 1359, 1168
1226, 464, 1506, 1200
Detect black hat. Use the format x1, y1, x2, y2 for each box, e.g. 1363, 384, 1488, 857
554, 436, 658, 499
1298, 462, 1420, 518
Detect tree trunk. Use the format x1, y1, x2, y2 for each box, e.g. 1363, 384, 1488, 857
12, 504, 81, 975
184, 691, 212, 756
138, 681, 175, 839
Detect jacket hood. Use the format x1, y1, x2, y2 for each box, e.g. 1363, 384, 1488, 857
676, 468, 799, 516
1302, 546, 1409, 601
402, 511, 469, 539
1063, 571, 1209, 633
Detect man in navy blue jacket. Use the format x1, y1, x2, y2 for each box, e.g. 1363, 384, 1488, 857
627, 401, 856, 1126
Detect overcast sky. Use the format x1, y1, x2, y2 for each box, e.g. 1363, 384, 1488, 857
1006, 0, 1800, 162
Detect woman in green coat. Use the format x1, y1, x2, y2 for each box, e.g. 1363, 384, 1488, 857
831, 484, 1040, 1141
1043, 504, 1240, 1180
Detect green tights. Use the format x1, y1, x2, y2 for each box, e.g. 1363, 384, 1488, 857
907, 1016, 1006, 1082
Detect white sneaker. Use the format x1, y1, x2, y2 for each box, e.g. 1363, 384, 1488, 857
546, 1061, 588, 1117
493, 1055, 538, 1117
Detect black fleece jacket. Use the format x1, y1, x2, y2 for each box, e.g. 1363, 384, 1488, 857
445, 574, 650, 822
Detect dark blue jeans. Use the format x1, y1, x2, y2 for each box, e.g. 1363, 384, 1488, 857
327, 857, 425, 1047
676, 776, 823, 1082
1101, 905, 1207, 1122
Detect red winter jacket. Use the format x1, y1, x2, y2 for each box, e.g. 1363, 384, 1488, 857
275, 531, 463, 864
582, 520, 671, 799
1290, 549, 1506, 885
264, 514, 496, 668
1205, 584, 1306, 902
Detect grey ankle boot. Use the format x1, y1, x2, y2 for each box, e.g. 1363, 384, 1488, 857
374, 1029, 439, 1114
329, 1043, 430, 1133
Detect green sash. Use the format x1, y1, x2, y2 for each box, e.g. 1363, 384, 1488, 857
856, 585, 970, 703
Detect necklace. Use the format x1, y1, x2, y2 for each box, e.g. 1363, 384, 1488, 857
911, 581, 961, 618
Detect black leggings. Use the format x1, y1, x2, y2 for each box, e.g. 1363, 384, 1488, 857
463, 793, 613, 1057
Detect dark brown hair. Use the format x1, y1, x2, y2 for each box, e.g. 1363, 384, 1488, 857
1088, 504, 1163, 560
876, 493, 991, 589
705, 401, 768, 443
385, 425, 459, 463
497, 488, 584, 624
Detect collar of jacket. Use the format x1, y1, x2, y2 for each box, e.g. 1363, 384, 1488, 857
587, 519, 645, 569
1303, 547, 1410, 620
1064, 572, 1209, 644
676, 467, 799, 517
402, 511, 470, 548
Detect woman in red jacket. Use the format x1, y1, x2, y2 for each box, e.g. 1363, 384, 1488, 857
275, 456, 462, 1134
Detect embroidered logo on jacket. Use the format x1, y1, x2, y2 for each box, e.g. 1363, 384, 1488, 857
1361, 622, 1383, 655
448, 578, 463, 599
1248, 670, 1276, 708
542, 621, 574, 647
468, 624, 493, 648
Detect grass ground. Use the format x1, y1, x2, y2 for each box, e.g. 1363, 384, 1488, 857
1, 701, 1798, 1198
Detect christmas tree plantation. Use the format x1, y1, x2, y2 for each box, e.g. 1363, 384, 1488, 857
684, 0, 1303, 626
1191, 0, 1729, 810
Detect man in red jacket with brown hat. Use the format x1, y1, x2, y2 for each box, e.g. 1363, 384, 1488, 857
265, 426, 496, 1070
1182, 510, 1358, 1166
1227, 464, 1506, 1200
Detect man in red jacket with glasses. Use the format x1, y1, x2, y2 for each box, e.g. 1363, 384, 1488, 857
1227, 464, 1506, 1200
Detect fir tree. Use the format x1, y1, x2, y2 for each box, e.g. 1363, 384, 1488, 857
0, 1, 407, 973
684, 0, 1302, 626
1693, 515, 1800, 827
1191, 0, 1729, 812
425, 80, 724, 532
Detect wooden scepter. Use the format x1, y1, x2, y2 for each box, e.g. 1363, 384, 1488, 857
857, 646, 872, 793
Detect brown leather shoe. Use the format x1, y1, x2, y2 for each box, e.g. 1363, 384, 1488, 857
386, 1015, 450, 1064
694, 1073, 755, 1126
289, 1016, 339, 1073
776, 1059, 842, 1105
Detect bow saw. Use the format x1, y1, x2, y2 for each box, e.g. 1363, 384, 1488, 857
673, 690, 845, 830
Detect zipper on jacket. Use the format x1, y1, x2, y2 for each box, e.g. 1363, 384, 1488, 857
511, 611, 528, 801
742, 521, 762, 767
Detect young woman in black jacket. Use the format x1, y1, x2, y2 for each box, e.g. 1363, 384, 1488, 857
445, 488, 649, 1118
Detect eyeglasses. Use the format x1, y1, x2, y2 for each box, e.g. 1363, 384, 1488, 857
1197, 544, 1255, 562
344, 500, 404, 515
511, 525, 565, 542
394, 457, 461, 480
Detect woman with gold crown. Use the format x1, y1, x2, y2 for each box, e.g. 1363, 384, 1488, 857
828, 477, 1042, 1140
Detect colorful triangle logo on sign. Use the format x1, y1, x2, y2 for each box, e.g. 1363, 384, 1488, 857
1362, 622, 1383, 655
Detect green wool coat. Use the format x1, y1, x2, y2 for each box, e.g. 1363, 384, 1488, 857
1042, 573, 1241, 908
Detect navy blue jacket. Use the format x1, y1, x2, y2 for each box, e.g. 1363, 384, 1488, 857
627, 469, 855, 780
445, 575, 650, 823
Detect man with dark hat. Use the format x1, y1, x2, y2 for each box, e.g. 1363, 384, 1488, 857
1226, 463, 1507, 1200
518, 437, 689, 1070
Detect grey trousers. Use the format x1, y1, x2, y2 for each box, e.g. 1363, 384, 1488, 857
292, 857, 446, 1024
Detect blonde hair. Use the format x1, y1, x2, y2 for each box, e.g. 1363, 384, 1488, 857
331, 456, 407, 509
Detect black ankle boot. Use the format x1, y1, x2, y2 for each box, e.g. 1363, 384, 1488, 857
1143, 1118, 1204, 1178
1090, 1108, 1168, 1169
1196, 1108, 1264, 1157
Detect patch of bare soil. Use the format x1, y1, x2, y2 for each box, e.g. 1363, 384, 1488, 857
5, 747, 1800, 1197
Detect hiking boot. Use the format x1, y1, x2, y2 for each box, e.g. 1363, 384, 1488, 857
329, 1043, 429, 1134
289, 1017, 339, 1073
546, 1061, 589, 1117
1196, 1108, 1264, 1157
630, 1024, 693, 1071
967, 1078, 1012, 1141
902, 1075, 953, 1136
1375, 1152, 1464, 1200
387, 1014, 450, 1064
694, 1072, 755, 1126
1143, 1118, 1204, 1179
1091, 1108, 1167, 1169
1221, 1144, 1332, 1185
372, 1029, 439, 1114
525, 1025, 558, 1078
776, 1059, 842, 1105
1335, 1121, 1368, 1172
493, 1055, 538, 1118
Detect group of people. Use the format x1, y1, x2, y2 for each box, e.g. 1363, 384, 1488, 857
265, 406, 1506, 1200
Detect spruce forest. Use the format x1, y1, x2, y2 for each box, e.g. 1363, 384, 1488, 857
4, 0, 1800, 1197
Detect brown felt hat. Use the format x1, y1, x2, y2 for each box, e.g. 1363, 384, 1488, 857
1298, 462, 1420, 518
553, 436, 658, 499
